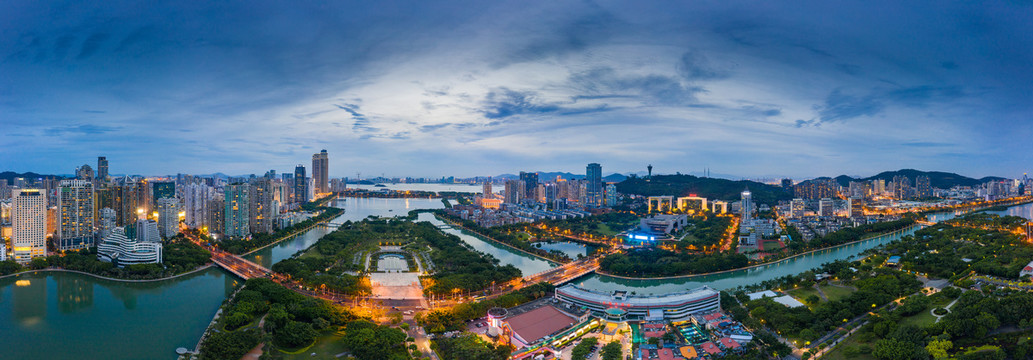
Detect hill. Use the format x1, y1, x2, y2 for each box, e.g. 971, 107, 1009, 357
0, 171, 64, 183
832, 169, 1005, 188
615, 175, 791, 204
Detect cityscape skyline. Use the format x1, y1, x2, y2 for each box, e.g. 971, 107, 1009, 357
2, 1, 1031, 178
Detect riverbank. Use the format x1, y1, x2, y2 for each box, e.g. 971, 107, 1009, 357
240, 215, 338, 257
434, 214, 565, 265
0, 264, 216, 283
594, 225, 919, 280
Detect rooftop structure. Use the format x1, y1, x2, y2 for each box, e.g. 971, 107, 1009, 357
555, 284, 720, 321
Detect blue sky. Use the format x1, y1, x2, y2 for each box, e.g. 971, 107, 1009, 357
1, 1, 1030, 179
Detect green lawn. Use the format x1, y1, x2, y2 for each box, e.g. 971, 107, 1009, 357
277, 330, 349, 360
900, 309, 938, 328
823, 331, 876, 360
596, 224, 620, 237
788, 287, 823, 305
820, 285, 855, 302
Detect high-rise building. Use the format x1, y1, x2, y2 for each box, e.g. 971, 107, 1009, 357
98, 207, 116, 240
848, 198, 865, 218
207, 193, 225, 237
97, 156, 109, 182
503, 180, 523, 204
249, 179, 275, 234
818, 198, 835, 217
184, 183, 211, 230
741, 189, 753, 222
155, 197, 179, 239
152, 181, 175, 209
482, 178, 493, 198
605, 183, 618, 207
312, 150, 329, 195
915, 176, 932, 198
790, 198, 806, 218
519, 172, 538, 202
57, 179, 95, 251
224, 184, 250, 237
76, 164, 94, 180
586, 163, 603, 207
294, 165, 308, 203
794, 179, 837, 200
12, 189, 47, 263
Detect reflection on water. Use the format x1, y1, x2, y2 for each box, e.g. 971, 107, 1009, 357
982, 202, 1033, 220
12, 278, 45, 327
57, 276, 94, 313
532, 241, 594, 258
416, 212, 556, 275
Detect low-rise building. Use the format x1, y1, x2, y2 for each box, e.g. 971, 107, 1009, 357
97, 227, 162, 266
555, 284, 720, 321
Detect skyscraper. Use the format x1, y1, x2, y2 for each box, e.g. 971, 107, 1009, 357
311, 150, 329, 195
915, 176, 932, 198
12, 189, 47, 263
519, 172, 538, 202
503, 180, 523, 204
155, 197, 179, 239
741, 188, 753, 223
224, 183, 250, 237
184, 183, 211, 230
249, 179, 275, 234
97, 156, 109, 182
57, 179, 95, 251
294, 165, 308, 203
586, 163, 602, 207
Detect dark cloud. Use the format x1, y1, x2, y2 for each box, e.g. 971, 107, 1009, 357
481, 88, 560, 119
815, 86, 966, 123
677, 50, 730, 81
568, 67, 703, 105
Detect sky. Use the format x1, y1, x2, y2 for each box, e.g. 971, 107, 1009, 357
1, 1, 1031, 179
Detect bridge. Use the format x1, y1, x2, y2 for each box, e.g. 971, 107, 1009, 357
211, 251, 271, 280
915, 220, 935, 226
520, 255, 601, 286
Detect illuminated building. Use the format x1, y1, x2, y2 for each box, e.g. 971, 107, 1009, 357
151, 181, 175, 209
503, 180, 523, 204
57, 180, 95, 250
155, 197, 179, 238
97, 227, 162, 266
97, 156, 109, 182
293, 165, 307, 203
794, 178, 837, 200
482, 178, 492, 198
789, 198, 805, 218
741, 189, 753, 222
555, 285, 720, 321
915, 175, 932, 198
818, 198, 834, 217
249, 179, 275, 234
223, 183, 250, 237
12, 189, 47, 264
519, 172, 538, 202
98, 207, 116, 240
605, 183, 618, 206
311, 149, 329, 195
585, 163, 602, 207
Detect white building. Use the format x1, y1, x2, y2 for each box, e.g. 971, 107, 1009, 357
818, 198, 835, 217
97, 227, 162, 266
155, 197, 179, 238
183, 183, 212, 230
98, 207, 116, 240
556, 285, 720, 321
12, 189, 47, 263
136, 219, 161, 243
0, 242, 6, 261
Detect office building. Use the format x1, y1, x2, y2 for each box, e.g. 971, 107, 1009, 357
97, 156, 109, 182
294, 165, 308, 203
585, 163, 602, 207
312, 150, 329, 195
12, 189, 47, 263
57, 180, 95, 251
155, 197, 179, 238
741, 189, 753, 222
97, 227, 162, 266
519, 172, 538, 202
224, 183, 250, 237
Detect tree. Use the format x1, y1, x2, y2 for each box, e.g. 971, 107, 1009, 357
223, 312, 252, 331
274, 321, 317, 348
28, 257, 48, 270
601, 341, 622, 360
571, 337, 599, 359
873, 339, 925, 360
199, 328, 261, 360
925, 339, 952, 360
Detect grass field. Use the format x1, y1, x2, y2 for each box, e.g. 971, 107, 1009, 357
596, 224, 620, 237
277, 330, 349, 360
823, 332, 876, 360
900, 309, 938, 328
788, 287, 823, 305
820, 285, 855, 302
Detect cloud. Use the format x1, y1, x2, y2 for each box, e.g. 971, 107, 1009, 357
77, 32, 109, 59
43, 124, 121, 136
480, 88, 560, 119
677, 50, 730, 81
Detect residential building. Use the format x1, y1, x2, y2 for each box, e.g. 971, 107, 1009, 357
97, 156, 109, 181
790, 198, 806, 218
503, 180, 523, 204
482, 178, 493, 198
818, 198, 834, 217
249, 179, 276, 234
311, 150, 329, 195
151, 181, 175, 209
183, 182, 211, 230
605, 183, 618, 206
12, 189, 47, 263
98, 207, 116, 240
155, 197, 179, 238
224, 183, 250, 237
135, 219, 161, 243
57, 180, 95, 251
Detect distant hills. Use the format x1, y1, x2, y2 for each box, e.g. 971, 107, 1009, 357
832, 169, 1005, 189
0, 171, 64, 183
495, 172, 628, 183
615, 174, 792, 204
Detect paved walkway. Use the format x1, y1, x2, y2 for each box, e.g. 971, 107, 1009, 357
932, 298, 960, 323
